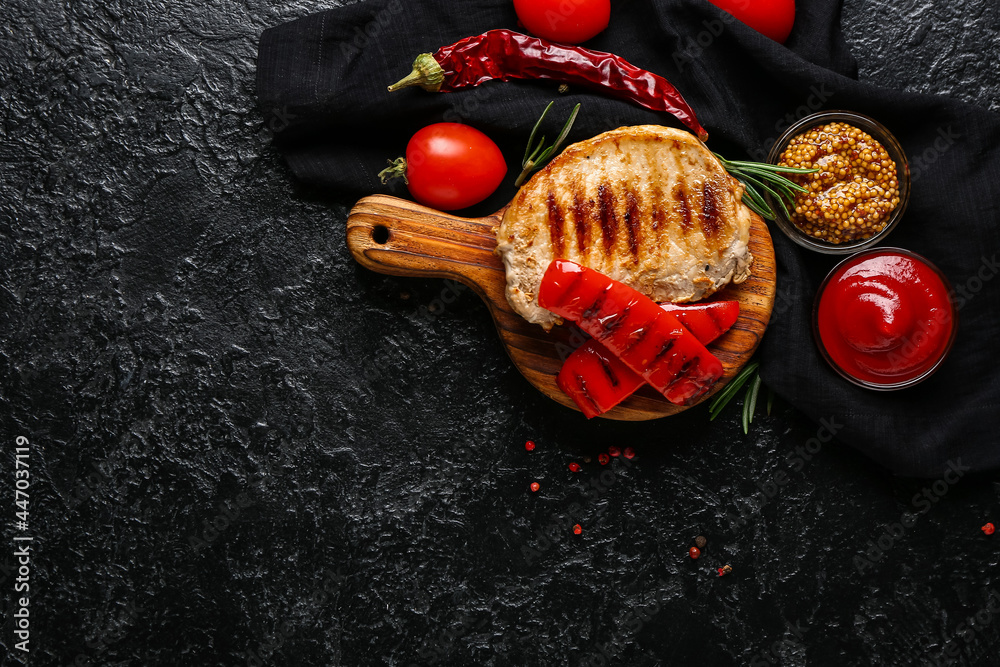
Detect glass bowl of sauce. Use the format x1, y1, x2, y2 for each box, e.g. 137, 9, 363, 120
813, 248, 957, 390
766, 111, 910, 254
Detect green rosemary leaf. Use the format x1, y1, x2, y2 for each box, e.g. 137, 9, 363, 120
710, 362, 758, 410
775, 190, 793, 220
733, 163, 817, 175
738, 172, 795, 220
516, 102, 581, 188
756, 178, 794, 219
768, 178, 806, 201
709, 361, 759, 420
736, 177, 768, 205
734, 164, 810, 193
735, 171, 777, 196
719, 157, 818, 173
526, 136, 547, 165
732, 173, 776, 214
524, 102, 553, 165
713, 152, 818, 221
742, 193, 774, 221
742, 385, 751, 433
550, 103, 581, 156
734, 177, 777, 221
747, 374, 762, 424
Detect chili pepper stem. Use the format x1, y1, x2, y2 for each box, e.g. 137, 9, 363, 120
388, 53, 446, 93
378, 157, 408, 185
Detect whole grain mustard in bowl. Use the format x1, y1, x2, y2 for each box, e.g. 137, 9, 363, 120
765, 111, 910, 254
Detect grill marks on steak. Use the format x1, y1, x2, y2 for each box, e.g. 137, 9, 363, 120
701, 177, 724, 240
544, 168, 721, 267
597, 183, 617, 254
573, 191, 591, 253
556, 182, 648, 264
548, 173, 715, 265
625, 191, 642, 258
497, 125, 754, 330
674, 183, 693, 233
547, 189, 565, 256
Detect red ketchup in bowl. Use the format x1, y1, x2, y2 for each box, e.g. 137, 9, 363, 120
815, 249, 956, 388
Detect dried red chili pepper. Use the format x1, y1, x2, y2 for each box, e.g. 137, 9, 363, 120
388, 30, 708, 141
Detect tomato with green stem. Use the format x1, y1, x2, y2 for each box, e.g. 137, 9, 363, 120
379, 123, 507, 211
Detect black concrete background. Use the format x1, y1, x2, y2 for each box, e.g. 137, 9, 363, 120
1, 0, 998, 665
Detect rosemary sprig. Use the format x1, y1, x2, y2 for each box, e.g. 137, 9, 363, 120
709, 361, 759, 422
515, 101, 581, 188
709, 361, 774, 434
713, 154, 818, 221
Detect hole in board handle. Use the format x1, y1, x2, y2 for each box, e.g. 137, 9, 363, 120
372, 225, 390, 245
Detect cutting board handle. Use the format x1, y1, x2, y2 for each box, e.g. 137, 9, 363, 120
346, 195, 506, 296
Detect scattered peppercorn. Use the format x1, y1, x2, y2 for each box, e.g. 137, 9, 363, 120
623, 447, 636, 460
983, 523, 995, 535
689, 547, 701, 559
530, 482, 540, 492
717, 564, 733, 577
695, 535, 707, 549
583, 456, 592, 464
525, 440, 536, 452
609, 446, 621, 457
573, 524, 583, 535
778, 121, 900, 244
568, 462, 581, 472
598, 453, 610, 465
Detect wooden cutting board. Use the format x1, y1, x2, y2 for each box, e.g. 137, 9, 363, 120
346, 194, 777, 421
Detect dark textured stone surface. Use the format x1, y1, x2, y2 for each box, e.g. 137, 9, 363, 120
842, 0, 1000, 113
1, 1, 998, 665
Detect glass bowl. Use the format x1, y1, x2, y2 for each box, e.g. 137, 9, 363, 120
765, 110, 910, 254
812, 248, 958, 391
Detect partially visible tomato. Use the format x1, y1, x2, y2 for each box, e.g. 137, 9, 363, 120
706, 0, 796, 44
382, 123, 507, 211
513, 0, 611, 44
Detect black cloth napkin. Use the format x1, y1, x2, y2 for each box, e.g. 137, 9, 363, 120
257, 0, 1000, 477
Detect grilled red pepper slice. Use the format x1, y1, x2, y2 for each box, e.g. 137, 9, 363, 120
558, 302, 739, 418
388, 30, 708, 141
661, 301, 740, 344
539, 260, 725, 406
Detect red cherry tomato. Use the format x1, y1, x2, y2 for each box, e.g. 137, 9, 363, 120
513, 0, 611, 44
402, 123, 507, 211
706, 0, 796, 44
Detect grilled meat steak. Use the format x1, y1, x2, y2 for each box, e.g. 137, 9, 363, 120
496, 125, 754, 330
